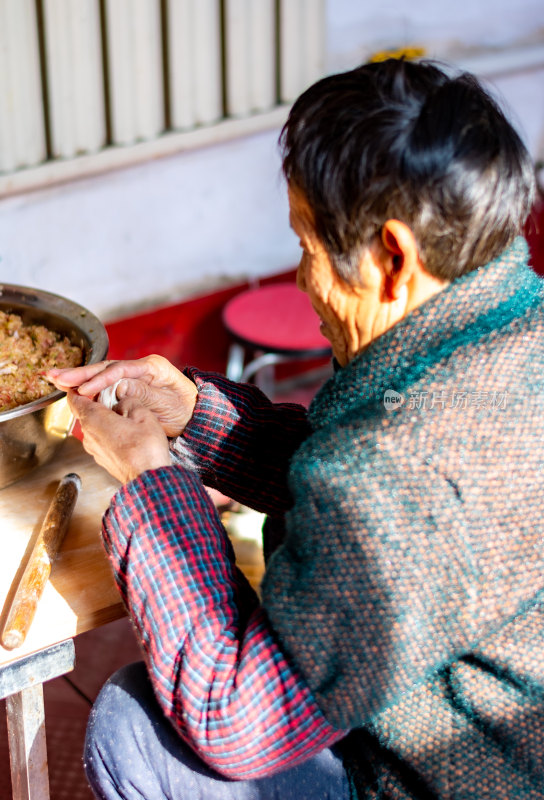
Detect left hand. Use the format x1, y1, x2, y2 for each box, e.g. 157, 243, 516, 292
48, 355, 199, 438
68, 390, 172, 484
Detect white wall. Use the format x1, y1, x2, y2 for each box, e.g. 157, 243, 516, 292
1, 0, 543, 321
326, 0, 544, 159
326, 0, 544, 70
0, 130, 293, 320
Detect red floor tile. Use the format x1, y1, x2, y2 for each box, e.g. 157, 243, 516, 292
0, 618, 143, 800
0, 699, 10, 799
43, 675, 94, 800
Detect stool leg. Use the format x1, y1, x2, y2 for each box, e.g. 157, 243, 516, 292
225, 344, 245, 381
6, 684, 50, 800
240, 353, 278, 397
240, 352, 287, 383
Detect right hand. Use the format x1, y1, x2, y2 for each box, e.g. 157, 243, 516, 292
47, 354, 198, 438
67, 391, 172, 484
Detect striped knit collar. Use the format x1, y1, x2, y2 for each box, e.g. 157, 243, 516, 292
309, 237, 542, 428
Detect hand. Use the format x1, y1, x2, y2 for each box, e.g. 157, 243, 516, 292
48, 355, 198, 437
67, 390, 172, 484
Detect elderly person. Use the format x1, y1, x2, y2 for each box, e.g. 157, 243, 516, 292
50, 59, 544, 799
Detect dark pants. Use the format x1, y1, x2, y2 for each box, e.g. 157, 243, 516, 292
84, 661, 350, 800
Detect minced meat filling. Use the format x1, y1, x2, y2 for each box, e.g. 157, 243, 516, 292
0, 311, 83, 412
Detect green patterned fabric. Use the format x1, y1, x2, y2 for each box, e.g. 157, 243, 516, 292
262, 238, 544, 799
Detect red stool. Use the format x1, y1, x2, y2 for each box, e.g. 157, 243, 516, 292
222, 282, 331, 392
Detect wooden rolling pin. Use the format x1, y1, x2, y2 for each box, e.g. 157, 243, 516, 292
1, 472, 81, 651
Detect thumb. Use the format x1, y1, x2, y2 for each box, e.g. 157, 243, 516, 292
67, 389, 112, 426
116, 379, 157, 404
67, 389, 93, 420
114, 396, 149, 419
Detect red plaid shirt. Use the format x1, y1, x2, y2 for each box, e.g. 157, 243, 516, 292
102, 368, 347, 779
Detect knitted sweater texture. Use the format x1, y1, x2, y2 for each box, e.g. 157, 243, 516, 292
261, 238, 544, 799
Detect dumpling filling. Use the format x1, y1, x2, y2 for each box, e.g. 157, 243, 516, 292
0, 311, 83, 412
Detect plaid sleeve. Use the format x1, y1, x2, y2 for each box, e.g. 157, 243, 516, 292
102, 466, 346, 780
169, 368, 311, 515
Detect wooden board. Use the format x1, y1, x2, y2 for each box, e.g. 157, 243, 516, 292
0, 436, 124, 667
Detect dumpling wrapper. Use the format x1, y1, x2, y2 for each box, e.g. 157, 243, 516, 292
98, 379, 123, 410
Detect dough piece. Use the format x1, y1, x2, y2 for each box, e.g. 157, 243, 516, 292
98, 379, 123, 410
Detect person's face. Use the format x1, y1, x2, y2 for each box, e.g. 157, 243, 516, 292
288, 186, 387, 366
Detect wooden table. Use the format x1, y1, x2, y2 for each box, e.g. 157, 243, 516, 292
0, 436, 124, 800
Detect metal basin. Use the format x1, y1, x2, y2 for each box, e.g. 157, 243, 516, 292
0, 284, 108, 488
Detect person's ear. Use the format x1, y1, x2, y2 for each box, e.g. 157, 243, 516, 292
381, 220, 422, 300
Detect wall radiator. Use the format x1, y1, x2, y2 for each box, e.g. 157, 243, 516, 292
0, 0, 325, 177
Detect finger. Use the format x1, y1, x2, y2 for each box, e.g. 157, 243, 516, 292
66, 389, 92, 420
50, 363, 132, 396
69, 389, 125, 430
73, 358, 162, 397
98, 377, 162, 411
114, 378, 166, 406
47, 361, 116, 390
113, 397, 158, 423
67, 389, 113, 425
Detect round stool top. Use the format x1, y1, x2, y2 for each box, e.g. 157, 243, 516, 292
222, 282, 331, 356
